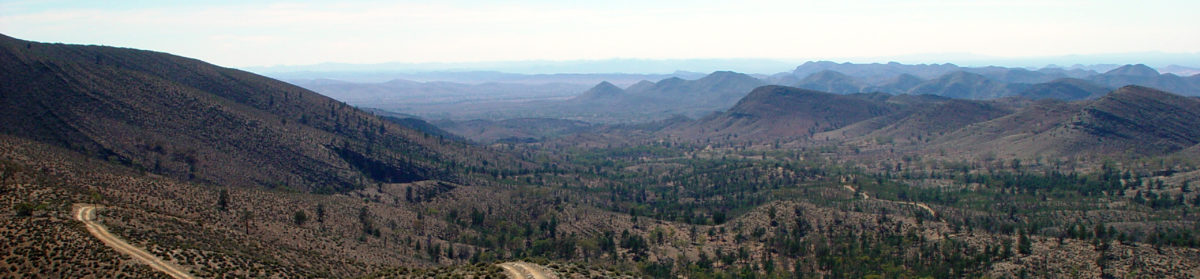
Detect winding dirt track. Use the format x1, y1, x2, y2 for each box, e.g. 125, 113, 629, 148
73, 204, 195, 279
498, 261, 556, 279
843, 185, 939, 219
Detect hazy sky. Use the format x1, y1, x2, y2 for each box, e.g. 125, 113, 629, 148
2, 0, 1198, 68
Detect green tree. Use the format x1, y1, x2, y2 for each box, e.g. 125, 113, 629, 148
217, 189, 229, 211
1018, 230, 1032, 255
315, 204, 325, 224
293, 210, 309, 226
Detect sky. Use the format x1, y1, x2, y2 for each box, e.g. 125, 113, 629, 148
2, 0, 1199, 71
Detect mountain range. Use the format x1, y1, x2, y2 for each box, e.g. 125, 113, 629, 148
665, 84, 1200, 160
776, 61, 1200, 99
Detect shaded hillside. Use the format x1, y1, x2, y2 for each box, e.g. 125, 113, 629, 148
1061, 86, 1200, 154
1017, 78, 1111, 100
0, 34, 501, 192
669, 86, 894, 139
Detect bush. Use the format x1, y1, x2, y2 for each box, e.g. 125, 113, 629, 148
13, 202, 42, 217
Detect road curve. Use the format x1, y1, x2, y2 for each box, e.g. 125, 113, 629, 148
843, 185, 939, 219
497, 261, 556, 279
73, 204, 195, 279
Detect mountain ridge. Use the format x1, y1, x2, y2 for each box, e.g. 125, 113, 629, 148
0, 34, 506, 192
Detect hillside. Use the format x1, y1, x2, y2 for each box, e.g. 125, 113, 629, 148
919, 86, 1200, 159
0, 34, 503, 193
1089, 64, 1200, 96
907, 71, 1026, 99
1059, 85, 1200, 154
569, 81, 625, 103
665, 84, 1200, 161
668, 85, 894, 140
1017, 78, 1111, 100
794, 70, 864, 94
861, 99, 1014, 143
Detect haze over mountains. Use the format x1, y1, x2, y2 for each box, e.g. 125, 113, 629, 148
287, 58, 1200, 129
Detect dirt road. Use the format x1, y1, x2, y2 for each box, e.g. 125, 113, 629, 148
73, 204, 195, 279
498, 261, 556, 279
843, 185, 938, 219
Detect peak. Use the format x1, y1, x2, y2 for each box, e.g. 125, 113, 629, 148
656, 77, 687, 87
576, 81, 625, 100
585, 81, 624, 93
1104, 64, 1160, 77
706, 70, 743, 77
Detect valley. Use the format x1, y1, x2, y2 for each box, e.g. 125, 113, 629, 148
2, 34, 1199, 279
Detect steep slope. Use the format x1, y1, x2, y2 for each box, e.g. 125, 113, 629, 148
1017, 78, 1111, 100
669, 86, 893, 139
0, 34, 496, 192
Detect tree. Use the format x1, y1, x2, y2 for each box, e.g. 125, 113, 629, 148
240, 210, 254, 234
1018, 230, 1032, 255
217, 189, 229, 211
315, 204, 325, 224
13, 202, 39, 217
293, 210, 309, 226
